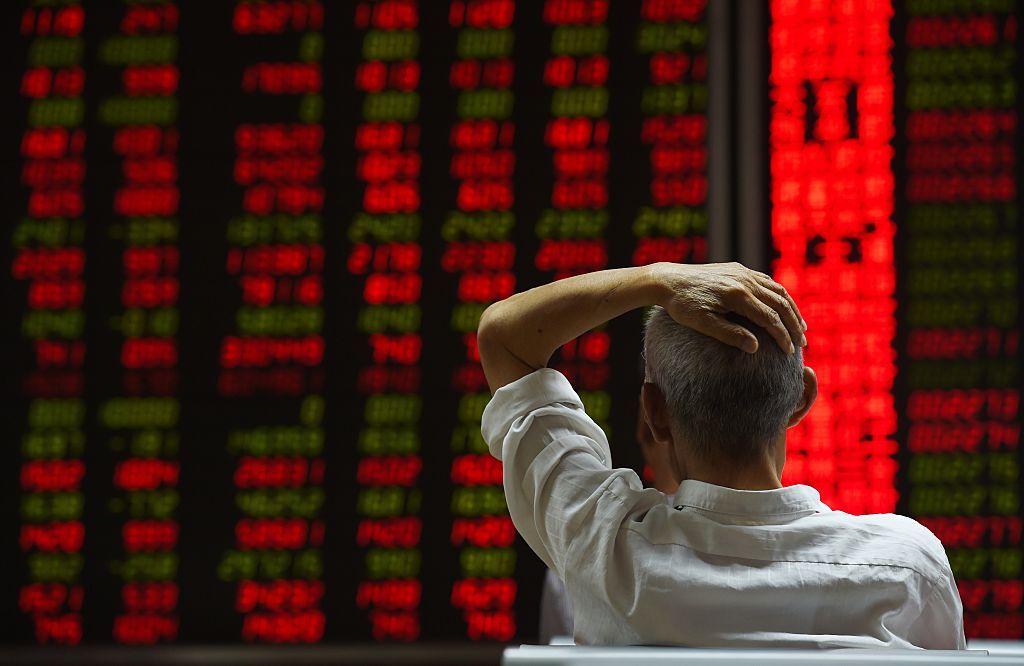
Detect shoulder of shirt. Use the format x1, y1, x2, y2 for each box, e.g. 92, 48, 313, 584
830, 511, 954, 582
843, 512, 943, 549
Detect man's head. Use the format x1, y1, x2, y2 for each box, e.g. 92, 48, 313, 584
641, 306, 815, 484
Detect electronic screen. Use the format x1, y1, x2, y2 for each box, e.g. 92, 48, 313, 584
2, 0, 1020, 646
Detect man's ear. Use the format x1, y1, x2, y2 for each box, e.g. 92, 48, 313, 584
787, 366, 817, 428
641, 382, 674, 446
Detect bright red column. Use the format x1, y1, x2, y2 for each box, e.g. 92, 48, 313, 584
769, 0, 898, 514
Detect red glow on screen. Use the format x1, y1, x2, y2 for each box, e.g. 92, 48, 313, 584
22, 127, 85, 159
368, 609, 419, 640
545, 118, 608, 149
122, 520, 179, 552
21, 460, 85, 492
358, 366, 421, 393
354, 0, 418, 30
368, 333, 422, 365
20, 584, 83, 614
357, 60, 420, 93
123, 582, 179, 613
363, 273, 422, 304
357, 455, 422, 486
465, 609, 514, 640
442, 242, 514, 272
356, 122, 418, 151
219, 336, 324, 368
452, 578, 516, 610
450, 454, 503, 486
348, 243, 421, 274
20, 522, 84, 552
544, 0, 607, 25
242, 610, 324, 643
238, 275, 322, 307
21, 66, 85, 98
243, 63, 321, 95
534, 239, 607, 273
450, 150, 514, 180
237, 124, 323, 153
227, 245, 324, 276
450, 58, 513, 89
115, 126, 178, 155
357, 517, 422, 548
237, 580, 324, 612
121, 277, 178, 308
457, 271, 514, 302
235, 518, 316, 550
451, 120, 513, 151
449, 0, 514, 28
633, 236, 706, 264
769, 0, 897, 514
544, 55, 608, 87
21, 6, 85, 37
358, 580, 421, 610
13, 248, 84, 279
120, 5, 178, 34
234, 457, 323, 488
450, 516, 515, 548
123, 65, 179, 96
233, 2, 323, 34
114, 460, 179, 491
21, 156, 86, 186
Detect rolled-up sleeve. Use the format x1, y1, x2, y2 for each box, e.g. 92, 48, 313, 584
481, 369, 658, 578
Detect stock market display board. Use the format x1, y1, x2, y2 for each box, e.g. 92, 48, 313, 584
1, 0, 1021, 647
3, 0, 707, 644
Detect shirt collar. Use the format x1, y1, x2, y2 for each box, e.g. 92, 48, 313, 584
671, 479, 828, 521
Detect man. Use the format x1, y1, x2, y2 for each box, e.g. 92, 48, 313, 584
478, 262, 964, 648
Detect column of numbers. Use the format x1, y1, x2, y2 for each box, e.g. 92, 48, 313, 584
217, 0, 327, 643
350, 0, 424, 642
445, 0, 518, 642
900, 3, 1022, 638
15, 1, 88, 646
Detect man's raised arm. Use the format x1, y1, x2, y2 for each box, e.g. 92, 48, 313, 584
477, 262, 807, 394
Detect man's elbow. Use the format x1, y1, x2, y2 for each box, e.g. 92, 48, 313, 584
476, 300, 508, 361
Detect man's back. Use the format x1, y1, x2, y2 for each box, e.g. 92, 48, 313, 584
566, 481, 963, 648
482, 369, 965, 649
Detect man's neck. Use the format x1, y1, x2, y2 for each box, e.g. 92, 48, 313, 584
684, 454, 784, 491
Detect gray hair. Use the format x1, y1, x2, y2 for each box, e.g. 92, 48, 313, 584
642, 306, 804, 464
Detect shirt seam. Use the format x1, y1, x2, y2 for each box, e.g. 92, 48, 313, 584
623, 524, 944, 588
543, 447, 940, 586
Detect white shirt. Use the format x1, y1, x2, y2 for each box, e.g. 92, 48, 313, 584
539, 569, 574, 644
481, 369, 966, 649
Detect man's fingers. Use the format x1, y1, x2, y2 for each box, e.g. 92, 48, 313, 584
756, 286, 805, 349
727, 290, 795, 354
694, 315, 759, 353
753, 274, 806, 331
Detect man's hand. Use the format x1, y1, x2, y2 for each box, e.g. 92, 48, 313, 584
477, 263, 806, 394
660, 263, 807, 354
